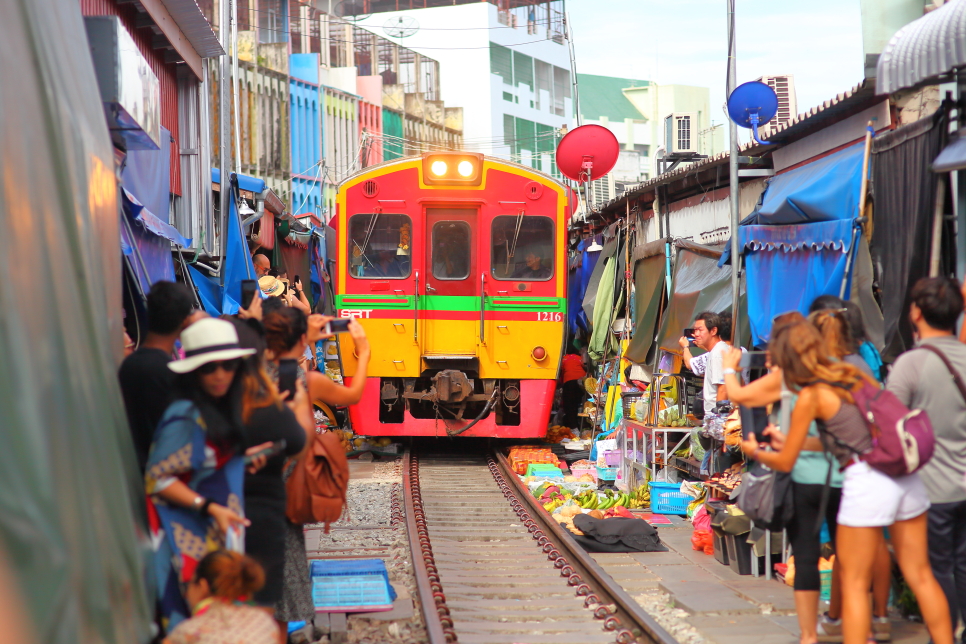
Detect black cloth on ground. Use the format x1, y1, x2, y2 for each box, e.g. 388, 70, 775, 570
118, 347, 175, 471
571, 515, 667, 552
786, 482, 842, 592
243, 403, 307, 607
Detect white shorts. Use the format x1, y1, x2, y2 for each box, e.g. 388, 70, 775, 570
837, 460, 931, 528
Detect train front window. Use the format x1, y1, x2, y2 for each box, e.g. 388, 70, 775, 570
431, 221, 471, 280
348, 213, 412, 279
491, 215, 554, 281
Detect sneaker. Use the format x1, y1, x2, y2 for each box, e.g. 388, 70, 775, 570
872, 616, 891, 641
818, 613, 844, 642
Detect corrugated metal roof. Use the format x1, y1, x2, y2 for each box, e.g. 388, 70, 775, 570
576, 73, 649, 122
596, 80, 874, 214
876, 0, 966, 95
161, 0, 225, 58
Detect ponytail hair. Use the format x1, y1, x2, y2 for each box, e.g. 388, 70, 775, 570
193, 550, 265, 600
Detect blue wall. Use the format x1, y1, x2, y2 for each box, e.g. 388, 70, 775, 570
290, 55, 322, 218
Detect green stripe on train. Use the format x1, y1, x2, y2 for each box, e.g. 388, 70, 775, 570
335, 294, 566, 312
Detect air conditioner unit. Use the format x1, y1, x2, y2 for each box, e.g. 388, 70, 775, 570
664, 113, 697, 156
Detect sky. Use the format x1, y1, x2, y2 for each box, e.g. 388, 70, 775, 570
565, 0, 865, 130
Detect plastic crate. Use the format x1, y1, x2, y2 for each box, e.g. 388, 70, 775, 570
603, 450, 621, 467
648, 481, 690, 515
525, 463, 563, 478
310, 559, 396, 612
570, 467, 597, 482
597, 465, 618, 480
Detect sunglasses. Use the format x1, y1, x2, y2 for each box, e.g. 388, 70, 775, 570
197, 358, 243, 375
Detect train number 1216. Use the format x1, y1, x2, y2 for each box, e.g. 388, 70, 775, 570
536, 311, 563, 322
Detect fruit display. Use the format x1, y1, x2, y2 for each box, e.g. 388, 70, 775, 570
545, 425, 574, 443
657, 406, 690, 428
509, 447, 562, 475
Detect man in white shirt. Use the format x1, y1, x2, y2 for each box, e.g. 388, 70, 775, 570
679, 311, 729, 417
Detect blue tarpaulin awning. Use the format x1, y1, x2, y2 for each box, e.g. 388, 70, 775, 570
730, 143, 865, 345
212, 167, 266, 194
121, 188, 191, 247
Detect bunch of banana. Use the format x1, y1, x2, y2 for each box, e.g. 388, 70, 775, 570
632, 484, 651, 509
597, 490, 633, 510
575, 491, 599, 510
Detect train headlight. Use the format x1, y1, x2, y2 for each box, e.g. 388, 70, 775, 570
532, 346, 547, 361
421, 153, 484, 186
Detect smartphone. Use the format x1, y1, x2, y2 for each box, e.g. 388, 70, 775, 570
740, 351, 768, 369
277, 359, 299, 401
293, 275, 302, 289
243, 439, 288, 464
739, 405, 770, 444
325, 318, 352, 334
683, 328, 696, 346
240, 279, 258, 309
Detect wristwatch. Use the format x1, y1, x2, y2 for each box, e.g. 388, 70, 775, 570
723, 368, 737, 375
191, 496, 205, 511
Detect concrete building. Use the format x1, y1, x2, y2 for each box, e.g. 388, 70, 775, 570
577, 73, 725, 204
290, 54, 323, 221
350, 0, 572, 177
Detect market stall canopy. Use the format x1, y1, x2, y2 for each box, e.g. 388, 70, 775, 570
189, 176, 257, 315
625, 238, 669, 363
657, 241, 739, 354
876, 0, 966, 95
724, 143, 865, 345
1, 0, 153, 639
568, 236, 603, 335
212, 167, 287, 216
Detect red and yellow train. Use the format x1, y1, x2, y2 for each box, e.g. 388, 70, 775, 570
333, 152, 574, 438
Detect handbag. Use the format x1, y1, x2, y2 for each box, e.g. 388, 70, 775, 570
736, 385, 794, 530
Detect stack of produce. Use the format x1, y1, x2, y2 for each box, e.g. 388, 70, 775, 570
545, 425, 575, 443
509, 447, 562, 475
657, 406, 690, 427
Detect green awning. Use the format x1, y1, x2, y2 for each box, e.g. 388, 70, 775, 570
625, 252, 666, 363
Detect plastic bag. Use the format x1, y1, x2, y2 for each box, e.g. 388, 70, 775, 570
691, 529, 713, 554
691, 505, 712, 531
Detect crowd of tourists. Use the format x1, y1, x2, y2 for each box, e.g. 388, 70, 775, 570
118, 279, 371, 644
692, 277, 966, 644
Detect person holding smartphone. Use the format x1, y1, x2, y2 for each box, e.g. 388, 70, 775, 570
145, 318, 282, 631
258, 308, 370, 627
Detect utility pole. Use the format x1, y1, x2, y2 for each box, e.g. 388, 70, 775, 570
726, 0, 740, 343
218, 0, 231, 285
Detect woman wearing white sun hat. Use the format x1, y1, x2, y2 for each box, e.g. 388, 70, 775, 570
145, 317, 285, 632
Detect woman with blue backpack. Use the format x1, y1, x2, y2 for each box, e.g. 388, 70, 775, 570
740, 317, 952, 644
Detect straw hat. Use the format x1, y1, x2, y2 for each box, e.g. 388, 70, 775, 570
168, 318, 256, 374
259, 275, 285, 297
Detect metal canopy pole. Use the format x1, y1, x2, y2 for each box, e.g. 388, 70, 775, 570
726, 0, 741, 342
218, 0, 231, 285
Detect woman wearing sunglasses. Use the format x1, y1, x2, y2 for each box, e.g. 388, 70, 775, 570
145, 317, 278, 632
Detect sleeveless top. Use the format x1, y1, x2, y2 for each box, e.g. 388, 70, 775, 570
818, 401, 873, 468
787, 393, 844, 486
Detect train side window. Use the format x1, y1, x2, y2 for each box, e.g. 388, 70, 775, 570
491, 215, 554, 281
348, 213, 412, 279
431, 221, 471, 280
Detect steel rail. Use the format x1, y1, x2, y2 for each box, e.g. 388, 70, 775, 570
401, 450, 450, 643
491, 449, 680, 644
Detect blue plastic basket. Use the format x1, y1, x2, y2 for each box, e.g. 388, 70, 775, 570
649, 481, 690, 515
310, 559, 396, 612
596, 465, 618, 480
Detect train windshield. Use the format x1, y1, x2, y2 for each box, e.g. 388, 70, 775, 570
348, 213, 412, 279
432, 221, 471, 280
491, 215, 554, 281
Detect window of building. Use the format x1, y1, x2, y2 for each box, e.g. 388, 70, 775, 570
489, 43, 513, 85
513, 51, 534, 92
258, 0, 287, 44
348, 213, 412, 279
491, 215, 554, 281
431, 221, 471, 280
552, 66, 570, 117
503, 91, 513, 102
534, 59, 552, 111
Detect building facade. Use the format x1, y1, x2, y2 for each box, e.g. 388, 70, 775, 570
352, 0, 570, 177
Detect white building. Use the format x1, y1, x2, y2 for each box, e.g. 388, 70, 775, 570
577, 73, 726, 204
353, 0, 573, 177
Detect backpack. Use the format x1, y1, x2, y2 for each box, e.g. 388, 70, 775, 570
849, 381, 935, 477
736, 463, 794, 531
286, 429, 350, 532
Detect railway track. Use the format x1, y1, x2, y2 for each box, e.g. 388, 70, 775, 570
402, 448, 679, 644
